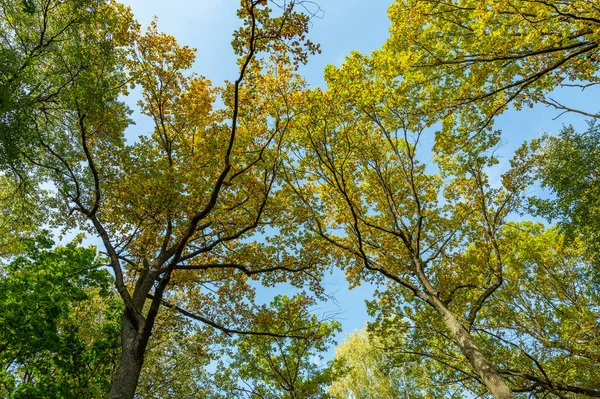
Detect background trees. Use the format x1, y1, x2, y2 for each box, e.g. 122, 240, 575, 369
531, 122, 600, 258
0, 234, 120, 398
329, 329, 410, 399
208, 295, 339, 399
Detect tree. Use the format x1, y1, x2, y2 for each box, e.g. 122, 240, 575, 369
530, 121, 600, 257
0, 234, 121, 398
11, 0, 328, 397
209, 295, 339, 399
363, 0, 600, 142
329, 328, 412, 399
366, 223, 600, 398
0, 0, 117, 171
287, 68, 531, 397
282, 3, 600, 397
1, 0, 116, 257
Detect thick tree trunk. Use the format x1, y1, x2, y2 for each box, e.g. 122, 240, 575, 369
108, 310, 151, 399
107, 266, 164, 398
431, 296, 515, 399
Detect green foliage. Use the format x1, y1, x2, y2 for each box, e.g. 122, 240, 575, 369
0, 175, 47, 257
329, 329, 409, 399
379, 0, 600, 137
21, 0, 35, 13
368, 223, 600, 398
135, 309, 216, 399
209, 295, 340, 399
6, 1, 331, 396
2, 0, 599, 398
531, 122, 600, 256
0, 0, 123, 169
283, 2, 600, 396
0, 234, 121, 398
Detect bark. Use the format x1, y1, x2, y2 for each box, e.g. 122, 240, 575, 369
430, 296, 515, 399
108, 310, 151, 399
108, 269, 158, 399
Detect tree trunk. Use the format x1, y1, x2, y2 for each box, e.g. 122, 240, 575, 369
108, 266, 160, 398
431, 296, 515, 399
108, 310, 151, 399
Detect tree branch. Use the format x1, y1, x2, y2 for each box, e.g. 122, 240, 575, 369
147, 294, 315, 339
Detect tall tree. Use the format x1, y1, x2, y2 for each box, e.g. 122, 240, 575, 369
284, 3, 600, 397
287, 72, 528, 397
14, 0, 327, 397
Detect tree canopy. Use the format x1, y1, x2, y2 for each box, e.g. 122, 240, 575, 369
0, 0, 599, 398
381, 0, 600, 131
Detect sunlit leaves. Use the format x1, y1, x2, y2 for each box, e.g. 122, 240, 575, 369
366, 0, 600, 147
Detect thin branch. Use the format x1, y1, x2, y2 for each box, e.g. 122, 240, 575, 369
147, 294, 314, 339
172, 262, 315, 277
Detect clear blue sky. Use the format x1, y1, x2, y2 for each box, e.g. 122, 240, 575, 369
118, 0, 598, 359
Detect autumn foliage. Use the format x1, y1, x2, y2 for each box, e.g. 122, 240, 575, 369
1, 0, 599, 398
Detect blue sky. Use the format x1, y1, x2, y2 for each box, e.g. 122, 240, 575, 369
118, 0, 598, 358
120, 0, 392, 88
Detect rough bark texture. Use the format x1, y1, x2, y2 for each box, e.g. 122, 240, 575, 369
108, 270, 158, 399
431, 296, 516, 399
108, 311, 151, 399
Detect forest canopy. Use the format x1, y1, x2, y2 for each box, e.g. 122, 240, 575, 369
0, 0, 598, 398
